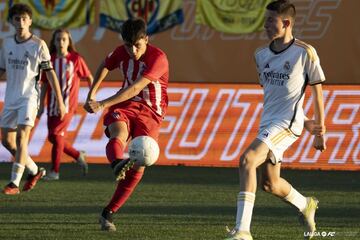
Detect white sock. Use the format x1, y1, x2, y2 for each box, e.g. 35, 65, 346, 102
284, 186, 307, 212
235, 191, 256, 232
11, 162, 25, 187
25, 156, 38, 175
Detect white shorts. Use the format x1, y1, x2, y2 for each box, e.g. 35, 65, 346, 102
257, 125, 299, 164
0, 104, 38, 129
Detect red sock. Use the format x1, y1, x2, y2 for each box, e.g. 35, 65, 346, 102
106, 138, 125, 163
63, 141, 80, 160
49, 135, 64, 173
106, 169, 144, 213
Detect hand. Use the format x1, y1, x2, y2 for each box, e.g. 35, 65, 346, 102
83, 99, 94, 113
58, 102, 66, 120
304, 120, 326, 136
313, 135, 326, 152
84, 100, 104, 113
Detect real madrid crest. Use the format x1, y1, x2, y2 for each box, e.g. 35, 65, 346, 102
283, 61, 291, 71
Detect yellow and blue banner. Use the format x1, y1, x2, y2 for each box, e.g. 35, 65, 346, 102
195, 0, 272, 34
100, 0, 184, 35
6, 0, 95, 30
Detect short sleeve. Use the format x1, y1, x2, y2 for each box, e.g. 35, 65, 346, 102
39, 40, 53, 70
305, 46, 325, 85
142, 53, 168, 81
76, 56, 91, 78
104, 48, 122, 71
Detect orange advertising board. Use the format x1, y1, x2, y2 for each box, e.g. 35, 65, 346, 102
0, 82, 359, 171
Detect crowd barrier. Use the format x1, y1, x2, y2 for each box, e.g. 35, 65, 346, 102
0, 82, 359, 171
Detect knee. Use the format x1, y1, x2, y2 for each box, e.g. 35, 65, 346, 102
48, 134, 61, 144
239, 151, 256, 171
261, 179, 278, 194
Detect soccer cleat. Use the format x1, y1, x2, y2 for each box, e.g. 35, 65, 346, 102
99, 209, 116, 231
224, 227, 253, 240
43, 170, 59, 181
300, 197, 319, 240
22, 167, 46, 192
2, 182, 20, 195
112, 158, 135, 181
76, 150, 88, 176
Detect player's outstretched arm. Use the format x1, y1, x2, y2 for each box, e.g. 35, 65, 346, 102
45, 70, 66, 119
87, 76, 151, 114
100, 76, 151, 109
84, 61, 108, 113
311, 84, 326, 152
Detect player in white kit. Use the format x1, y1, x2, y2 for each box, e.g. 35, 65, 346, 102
0, 3, 65, 195
225, 1, 326, 240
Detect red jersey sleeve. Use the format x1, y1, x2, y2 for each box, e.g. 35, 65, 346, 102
142, 52, 168, 82
104, 47, 123, 71
76, 55, 91, 79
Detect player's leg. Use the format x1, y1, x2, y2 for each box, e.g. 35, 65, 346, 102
100, 104, 158, 231
260, 141, 318, 239
17, 124, 46, 191
226, 138, 269, 240
1, 127, 40, 188
1, 127, 23, 194
46, 133, 64, 180
18, 104, 46, 191
60, 114, 88, 175
100, 120, 132, 231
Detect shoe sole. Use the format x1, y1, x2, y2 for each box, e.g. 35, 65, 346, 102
115, 159, 135, 181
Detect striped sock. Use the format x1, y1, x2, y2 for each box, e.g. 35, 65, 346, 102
235, 191, 256, 232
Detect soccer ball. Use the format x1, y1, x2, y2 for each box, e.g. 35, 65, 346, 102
128, 136, 160, 166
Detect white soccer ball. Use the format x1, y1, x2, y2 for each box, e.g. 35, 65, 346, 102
128, 136, 160, 166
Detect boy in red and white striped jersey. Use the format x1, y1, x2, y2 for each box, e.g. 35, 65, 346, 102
84, 18, 169, 231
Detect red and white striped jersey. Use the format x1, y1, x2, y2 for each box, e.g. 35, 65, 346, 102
44, 51, 91, 116
104, 44, 169, 117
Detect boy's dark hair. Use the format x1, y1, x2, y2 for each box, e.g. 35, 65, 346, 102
8, 3, 33, 20
121, 18, 147, 44
266, 0, 296, 20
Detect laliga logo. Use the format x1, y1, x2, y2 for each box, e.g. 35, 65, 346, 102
304, 231, 335, 238
126, 0, 159, 24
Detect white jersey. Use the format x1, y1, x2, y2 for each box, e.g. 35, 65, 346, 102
255, 39, 325, 135
0, 35, 52, 110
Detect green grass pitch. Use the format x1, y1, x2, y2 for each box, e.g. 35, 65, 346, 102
0, 163, 359, 240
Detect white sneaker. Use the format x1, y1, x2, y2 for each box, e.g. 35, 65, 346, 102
43, 171, 59, 181
76, 151, 88, 176
300, 197, 319, 239
99, 216, 116, 231
225, 227, 253, 240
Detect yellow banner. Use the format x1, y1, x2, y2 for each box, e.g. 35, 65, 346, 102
100, 0, 184, 35
195, 0, 272, 34
6, 0, 95, 30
